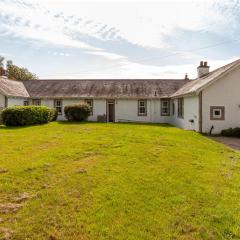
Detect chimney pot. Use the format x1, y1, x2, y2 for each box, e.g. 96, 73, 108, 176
197, 60, 210, 78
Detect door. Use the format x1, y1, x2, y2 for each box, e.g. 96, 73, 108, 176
107, 100, 115, 122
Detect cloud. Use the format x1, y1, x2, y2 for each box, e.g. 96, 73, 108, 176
47, 51, 71, 57
1, 0, 234, 51
1, 0, 240, 79
86, 51, 125, 60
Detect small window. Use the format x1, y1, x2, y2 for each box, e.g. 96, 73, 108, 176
161, 99, 170, 116
178, 98, 184, 118
172, 102, 175, 115
138, 99, 147, 116
24, 100, 29, 106
84, 99, 93, 115
210, 106, 225, 120
54, 99, 62, 115
32, 99, 41, 106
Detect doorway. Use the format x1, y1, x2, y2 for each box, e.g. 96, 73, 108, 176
107, 100, 115, 122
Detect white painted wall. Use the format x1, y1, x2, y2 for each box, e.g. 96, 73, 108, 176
170, 96, 199, 131
41, 99, 54, 108
48, 99, 106, 121
7, 97, 27, 107
0, 93, 5, 109
33, 98, 171, 123
202, 67, 240, 134
115, 99, 171, 123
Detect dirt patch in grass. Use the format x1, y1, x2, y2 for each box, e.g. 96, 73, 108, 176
14, 192, 32, 203
0, 168, 8, 174
0, 203, 22, 214
0, 227, 13, 240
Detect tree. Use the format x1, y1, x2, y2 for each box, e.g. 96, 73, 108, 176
0, 56, 5, 76
7, 64, 37, 81
0, 56, 37, 81
0, 56, 4, 68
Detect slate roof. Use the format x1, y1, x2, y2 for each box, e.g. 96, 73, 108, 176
0, 77, 29, 98
22, 79, 189, 99
1, 59, 239, 99
172, 59, 240, 97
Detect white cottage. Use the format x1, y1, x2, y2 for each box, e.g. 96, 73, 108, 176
0, 59, 240, 134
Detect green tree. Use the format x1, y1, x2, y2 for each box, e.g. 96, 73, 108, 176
7, 61, 37, 81
0, 56, 37, 81
0, 56, 5, 76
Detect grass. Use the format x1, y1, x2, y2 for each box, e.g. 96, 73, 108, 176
0, 122, 240, 239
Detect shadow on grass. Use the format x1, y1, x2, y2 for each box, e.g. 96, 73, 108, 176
56, 121, 174, 128
0, 121, 174, 130
0, 123, 50, 130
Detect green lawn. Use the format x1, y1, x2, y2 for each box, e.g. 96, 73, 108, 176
0, 122, 240, 239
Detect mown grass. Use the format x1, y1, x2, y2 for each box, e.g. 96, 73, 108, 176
0, 122, 240, 239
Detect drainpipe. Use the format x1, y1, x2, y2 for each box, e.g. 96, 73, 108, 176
198, 91, 203, 133
4, 96, 8, 108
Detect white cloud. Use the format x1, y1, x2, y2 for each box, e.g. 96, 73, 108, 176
47, 51, 71, 57
0, 0, 235, 51
39, 57, 240, 79
1, 0, 239, 79
86, 51, 125, 60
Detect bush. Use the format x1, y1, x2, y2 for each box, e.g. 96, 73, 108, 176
51, 108, 58, 121
221, 127, 240, 137
2, 106, 54, 126
64, 104, 91, 121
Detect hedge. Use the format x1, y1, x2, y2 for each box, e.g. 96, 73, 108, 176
222, 127, 240, 137
64, 104, 91, 121
1, 106, 56, 126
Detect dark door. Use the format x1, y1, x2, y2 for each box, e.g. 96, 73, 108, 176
107, 101, 115, 122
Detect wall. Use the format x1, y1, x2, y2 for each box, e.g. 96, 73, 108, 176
115, 99, 170, 123
35, 98, 171, 123
0, 93, 5, 109
7, 97, 28, 107
170, 96, 199, 131
202, 67, 240, 134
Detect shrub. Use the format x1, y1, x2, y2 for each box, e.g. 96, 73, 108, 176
51, 108, 58, 121
64, 104, 91, 121
221, 127, 240, 137
2, 106, 53, 126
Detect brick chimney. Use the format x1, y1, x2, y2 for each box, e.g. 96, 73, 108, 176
197, 61, 209, 78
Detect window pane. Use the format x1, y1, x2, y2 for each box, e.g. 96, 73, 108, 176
138, 100, 147, 115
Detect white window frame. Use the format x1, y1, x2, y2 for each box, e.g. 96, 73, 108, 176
178, 98, 184, 118
161, 99, 170, 116
23, 100, 29, 106
138, 99, 147, 116
54, 99, 63, 115
32, 99, 41, 106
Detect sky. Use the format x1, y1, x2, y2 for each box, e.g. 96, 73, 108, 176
0, 0, 240, 79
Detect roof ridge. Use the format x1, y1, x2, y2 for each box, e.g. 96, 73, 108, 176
172, 58, 240, 97
34, 79, 189, 81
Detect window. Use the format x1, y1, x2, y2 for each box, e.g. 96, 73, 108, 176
178, 98, 184, 118
84, 99, 93, 115
32, 99, 41, 106
138, 99, 147, 116
24, 100, 29, 106
210, 106, 225, 120
172, 102, 175, 115
54, 99, 62, 115
161, 99, 170, 116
